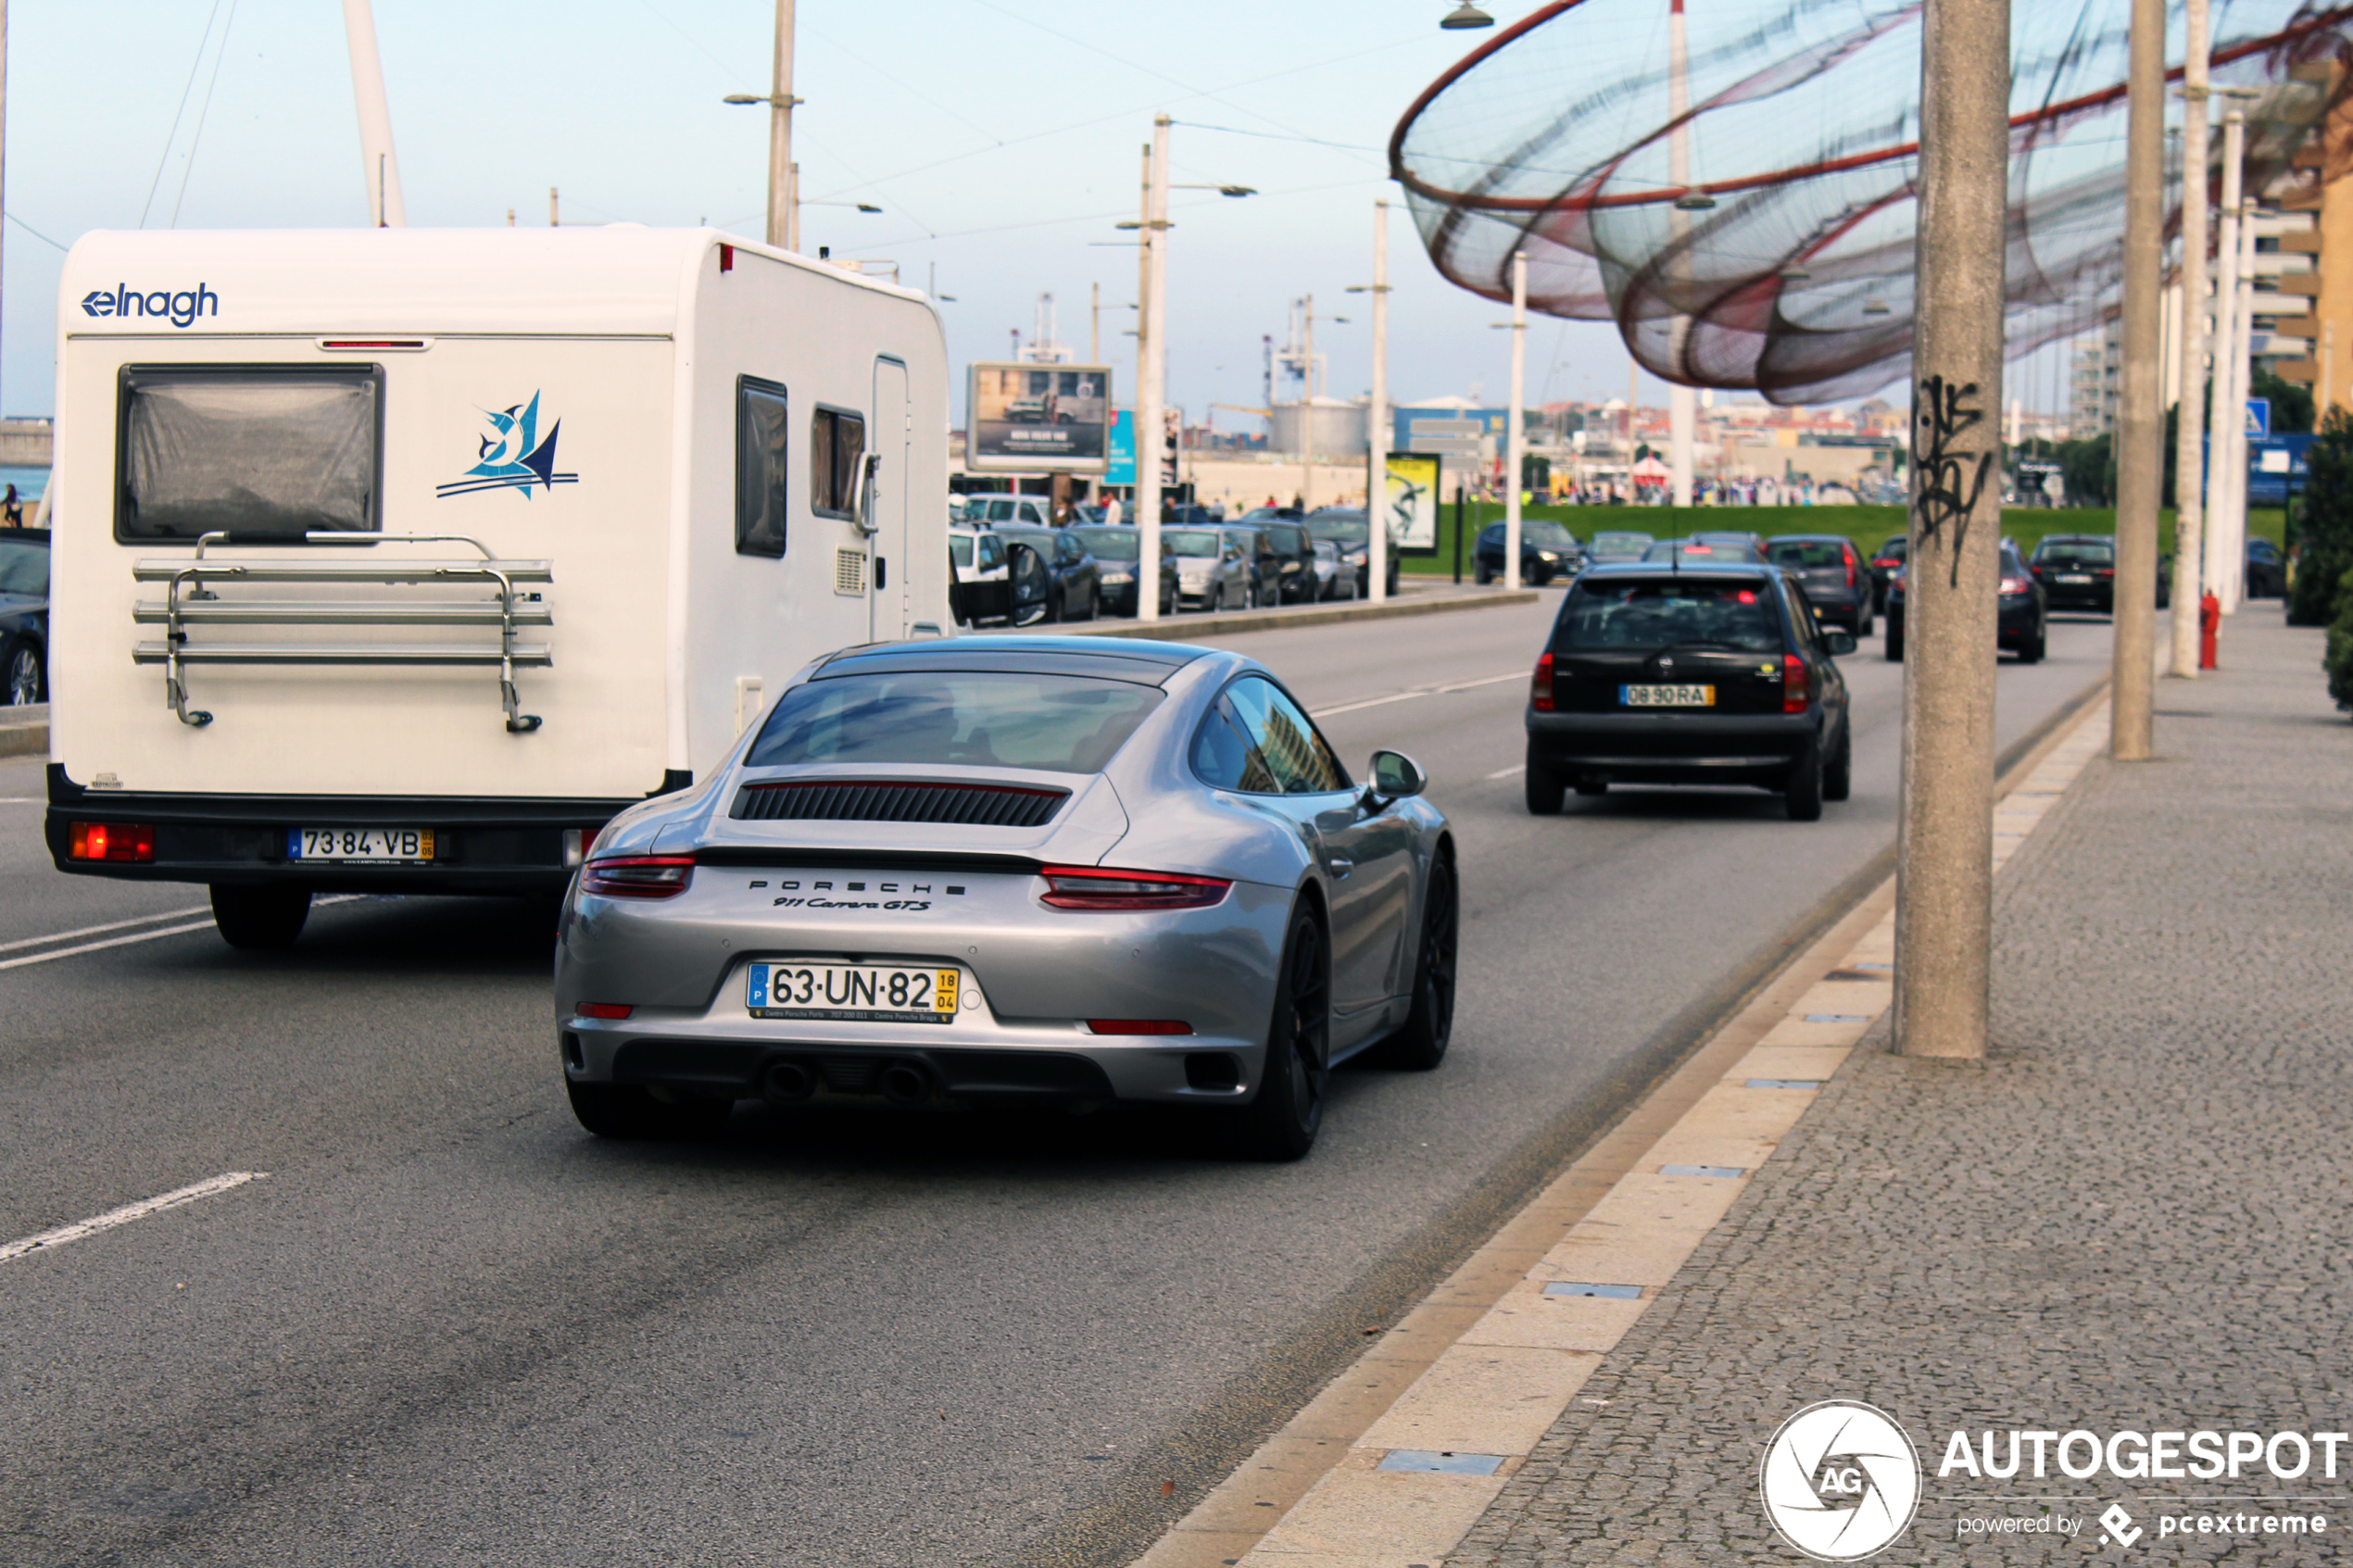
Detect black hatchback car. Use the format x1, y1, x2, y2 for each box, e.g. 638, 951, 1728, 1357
2027, 533, 2117, 611
993, 525, 1103, 621
1524, 563, 1855, 822
1883, 539, 2046, 662
1473, 518, 1585, 584
1765, 533, 1873, 636
0, 528, 49, 706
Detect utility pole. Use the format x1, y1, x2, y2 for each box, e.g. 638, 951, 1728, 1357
1894, 0, 2008, 1060
1667, 0, 1696, 507
340, 0, 407, 226
549, 187, 560, 227
1302, 294, 1317, 513
2169, 1, 2211, 679
1504, 251, 1528, 590
1136, 117, 1170, 621
2111, 0, 2165, 760
769, 0, 799, 250
1090, 282, 1101, 364
1367, 200, 1391, 602
2222, 207, 2257, 611
2206, 110, 2246, 614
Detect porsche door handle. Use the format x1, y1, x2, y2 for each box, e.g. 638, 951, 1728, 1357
1328, 857, 1354, 877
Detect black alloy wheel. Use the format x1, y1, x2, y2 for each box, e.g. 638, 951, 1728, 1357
209, 884, 312, 950
1378, 854, 1457, 1071
1227, 906, 1330, 1160
565, 1080, 732, 1140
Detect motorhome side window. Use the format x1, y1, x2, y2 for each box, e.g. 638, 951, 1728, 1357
736, 376, 789, 558
116, 365, 383, 542
811, 406, 866, 519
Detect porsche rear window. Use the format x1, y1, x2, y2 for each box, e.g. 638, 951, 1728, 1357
747, 671, 1164, 775
1558, 579, 1781, 652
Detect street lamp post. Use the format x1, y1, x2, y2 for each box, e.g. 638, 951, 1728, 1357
1136, 117, 1171, 621
1350, 199, 1394, 603
724, 0, 801, 250
1505, 252, 1528, 590
2111, 0, 2166, 762
2206, 110, 2246, 613
2169, 6, 2212, 679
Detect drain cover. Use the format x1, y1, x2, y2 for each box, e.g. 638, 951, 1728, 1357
1805, 1013, 1869, 1023
1661, 1163, 1745, 1179
1542, 1282, 1642, 1299
1746, 1078, 1823, 1090
1378, 1450, 1505, 1475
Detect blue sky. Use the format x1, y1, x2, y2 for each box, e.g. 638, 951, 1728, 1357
1, 0, 1678, 424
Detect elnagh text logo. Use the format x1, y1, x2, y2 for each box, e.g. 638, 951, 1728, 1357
80, 283, 220, 328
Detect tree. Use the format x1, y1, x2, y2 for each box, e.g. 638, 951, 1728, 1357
2251, 365, 2315, 435
2289, 405, 2353, 626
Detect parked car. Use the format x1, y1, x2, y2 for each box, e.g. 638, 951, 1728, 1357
2028, 533, 2118, 612
556, 638, 1459, 1160
1222, 524, 1281, 608
1641, 538, 1764, 565
1584, 530, 1655, 565
0, 527, 48, 706
1866, 535, 1906, 612
1692, 530, 1768, 555
1068, 525, 1177, 617
993, 525, 1102, 621
1311, 538, 1361, 602
1883, 539, 2045, 662
968, 495, 1056, 527
949, 521, 1013, 626
1303, 508, 1403, 598
2246, 536, 2286, 598
1242, 506, 1303, 521
1164, 501, 1223, 525
1259, 520, 1321, 604
1166, 525, 1253, 610
1765, 533, 1874, 636
1473, 519, 1585, 585
1524, 561, 1855, 822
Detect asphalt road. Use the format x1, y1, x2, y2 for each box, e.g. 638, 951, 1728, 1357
0, 600, 2115, 1568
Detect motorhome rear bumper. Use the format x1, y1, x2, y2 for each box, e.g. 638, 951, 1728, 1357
44, 763, 683, 895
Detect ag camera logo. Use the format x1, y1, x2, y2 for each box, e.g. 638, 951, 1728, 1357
1761, 1400, 1922, 1562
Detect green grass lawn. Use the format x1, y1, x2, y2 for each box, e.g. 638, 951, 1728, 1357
1401, 503, 2286, 574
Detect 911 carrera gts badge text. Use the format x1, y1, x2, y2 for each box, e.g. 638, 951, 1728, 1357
757, 878, 967, 912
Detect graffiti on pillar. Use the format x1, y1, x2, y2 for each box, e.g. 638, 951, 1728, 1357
1912, 375, 1994, 588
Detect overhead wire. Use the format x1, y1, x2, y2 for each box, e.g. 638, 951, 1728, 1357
170, 0, 240, 228
138, 0, 227, 229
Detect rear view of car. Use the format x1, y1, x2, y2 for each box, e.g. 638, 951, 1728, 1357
0, 528, 47, 706
1765, 534, 1873, 636
1882, 541, 2045, 662
1523, 565, 1853, 821
2028, 534, 2117, 611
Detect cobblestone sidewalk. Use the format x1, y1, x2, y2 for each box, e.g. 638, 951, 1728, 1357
1447, 615, 2353, 1567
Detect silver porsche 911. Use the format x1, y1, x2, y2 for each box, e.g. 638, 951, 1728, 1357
553, 636, 1457, 1160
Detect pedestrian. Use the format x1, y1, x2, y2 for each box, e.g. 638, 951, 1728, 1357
1101, 492, 1123, 528
1, 485, 18, 527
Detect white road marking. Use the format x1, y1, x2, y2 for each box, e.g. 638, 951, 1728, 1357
1314, 670, 1526, 718
1485, 763, 1527, 780
0, 905, 211, 955
0, 1172, 267, 1263
0, 797, 45, 804
0, 896, 364, 971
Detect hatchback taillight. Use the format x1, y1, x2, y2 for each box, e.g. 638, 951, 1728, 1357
580, 855, 696, 898
1783, 654, 1809, 714
1531, 651, 1555, 713
69, 822, 155, 862
1845, 549, 1857, 589
2000, 576, 2032, 596
1038, 865, 1231, 910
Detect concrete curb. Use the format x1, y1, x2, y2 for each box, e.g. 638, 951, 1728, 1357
0, 704, 47, 759
997, 587, 1541, 644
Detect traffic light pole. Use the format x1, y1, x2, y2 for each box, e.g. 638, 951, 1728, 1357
1894, 0, 2008, 1060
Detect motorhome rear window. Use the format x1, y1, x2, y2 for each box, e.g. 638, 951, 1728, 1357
736, 376, 788, 558
117, 365, 382, 541
812, 407, 866, 519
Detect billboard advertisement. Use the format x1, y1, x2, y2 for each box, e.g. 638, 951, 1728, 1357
1385, 454, 1441, 556
966, 363, 1113, 472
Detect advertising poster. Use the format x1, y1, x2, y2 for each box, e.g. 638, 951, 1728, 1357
1385, 454, 1440, 556
966, 363, 1113, 472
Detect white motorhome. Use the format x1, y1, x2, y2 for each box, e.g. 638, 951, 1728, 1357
45, 226, 950, 946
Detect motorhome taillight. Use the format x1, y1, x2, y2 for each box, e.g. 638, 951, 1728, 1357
562, 827, 601, 868
69, 822, 155, 862
1782, 654, 1810, 714
580, 856, 696, 898
720, 244, 735, 272
1531, 651, 1556, 712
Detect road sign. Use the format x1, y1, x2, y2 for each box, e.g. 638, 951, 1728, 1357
2246, 397, 2271, 438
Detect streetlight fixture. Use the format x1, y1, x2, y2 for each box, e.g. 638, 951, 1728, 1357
1673, 190, 1718, 211
1441, 3, 1496, 28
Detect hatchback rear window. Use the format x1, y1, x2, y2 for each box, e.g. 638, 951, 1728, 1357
1767, 540, 1847, 569
2034, 540, 2114, 566
748, 671, 1164, 775
1558, 579, 1782, 652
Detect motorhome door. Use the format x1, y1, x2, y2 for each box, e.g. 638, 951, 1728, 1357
871, 357, 910, 641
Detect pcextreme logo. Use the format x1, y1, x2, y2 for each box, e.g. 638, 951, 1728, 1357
1760, 1401, 1923, 1562
80, 282, 220, 327
436, 391, 579, 500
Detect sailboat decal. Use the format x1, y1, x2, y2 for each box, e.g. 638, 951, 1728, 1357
436, 391, 580, 498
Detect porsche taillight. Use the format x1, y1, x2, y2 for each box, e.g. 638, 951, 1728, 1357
580, 855, 696, 898
1531, 651, 1556, 712
1783, 654, 1809, 714
1038, 865, 1231, 910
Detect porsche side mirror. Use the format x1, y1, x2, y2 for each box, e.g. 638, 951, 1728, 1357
1368, 749, 1428, 797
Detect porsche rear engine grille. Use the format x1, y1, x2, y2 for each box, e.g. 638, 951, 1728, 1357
730, 780, 1069, 828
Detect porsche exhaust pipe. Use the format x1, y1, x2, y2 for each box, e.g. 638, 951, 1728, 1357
761, 1060, 816, 1105
877, 1060, 933, 1108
